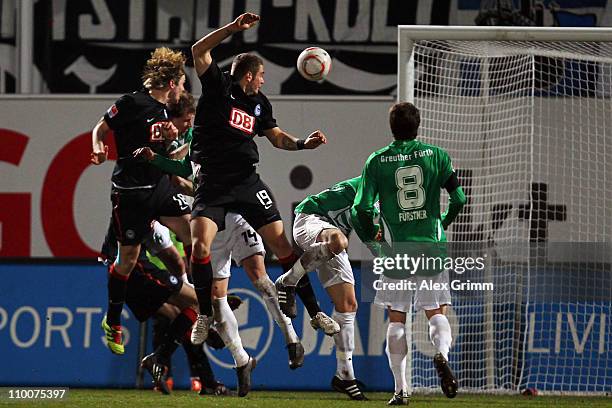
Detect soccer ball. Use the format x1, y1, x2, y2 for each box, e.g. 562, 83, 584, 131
296, 47, 332, 82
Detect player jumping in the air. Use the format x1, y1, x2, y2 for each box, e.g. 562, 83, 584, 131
145, 221, 242, 394
133, 146, 305, 373
99, 221, 231, 396
91, 48, 192, 356
351, 102, 466, 405
275, 176, 381, 400
187, 12, 334, 395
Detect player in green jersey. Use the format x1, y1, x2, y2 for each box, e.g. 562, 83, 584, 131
351, 102, 466, 404
275, 176, 388, 400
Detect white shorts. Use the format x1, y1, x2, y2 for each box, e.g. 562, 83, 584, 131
293, 212, 354, 288
211, 213, 265, 279
143, 221, 173, 256
374, 270, 452, 313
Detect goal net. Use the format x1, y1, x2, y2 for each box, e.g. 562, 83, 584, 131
398, 26, 611, 395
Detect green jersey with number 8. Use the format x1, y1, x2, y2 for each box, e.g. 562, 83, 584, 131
352, 139, 454, 244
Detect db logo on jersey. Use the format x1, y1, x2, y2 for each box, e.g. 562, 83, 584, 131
229, 107, 255, 134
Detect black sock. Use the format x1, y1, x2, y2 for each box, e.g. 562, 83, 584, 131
152, 315, 172, 367
107, 264, 128, 327
184, 342, 217, 386
192, 256, 213, 316
156, 309, 197, 360
296, 274, 321, 317
185, 342, 199, 377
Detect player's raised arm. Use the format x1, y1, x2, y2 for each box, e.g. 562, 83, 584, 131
91, 117, 110, 164
263, 128, 327, 151
192, 12, 260, 77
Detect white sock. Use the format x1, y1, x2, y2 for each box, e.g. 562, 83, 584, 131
254, 276, 299, 344
280, 244, 332, 286
386, 322, 408, 394
332, 309, 356, 380
279, 258, 307, 286
213, 296, 249, 367
429, 314, 452, 361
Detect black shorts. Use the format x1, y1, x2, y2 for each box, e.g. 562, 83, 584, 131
125, 260, 183, 322
192, 172, 282, 231
111, 176, 191, 245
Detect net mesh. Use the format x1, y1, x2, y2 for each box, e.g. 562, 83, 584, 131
405, 38, 611, 394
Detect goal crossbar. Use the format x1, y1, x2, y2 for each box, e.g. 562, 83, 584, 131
398, 25, 612, 42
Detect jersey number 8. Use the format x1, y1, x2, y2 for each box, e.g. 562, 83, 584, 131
395, 165, 425, 210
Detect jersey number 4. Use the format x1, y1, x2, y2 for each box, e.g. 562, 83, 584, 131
395, 165, 425, 210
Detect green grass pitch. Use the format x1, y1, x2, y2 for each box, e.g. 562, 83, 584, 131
2, 390, 610, 407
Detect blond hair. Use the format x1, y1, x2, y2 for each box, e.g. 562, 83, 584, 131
142, 47, 186, 90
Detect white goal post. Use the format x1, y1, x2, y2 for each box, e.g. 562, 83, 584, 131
397, 26, 612, 395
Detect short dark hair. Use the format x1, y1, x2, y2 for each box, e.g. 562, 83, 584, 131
231, 53, 263, 80
389, 102, 420, 140
167, 92, 195, 118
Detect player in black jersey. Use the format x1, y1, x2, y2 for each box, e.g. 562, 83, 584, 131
98, 221, 233, 396
91, 47, 192, 355
188, 12, 333, 395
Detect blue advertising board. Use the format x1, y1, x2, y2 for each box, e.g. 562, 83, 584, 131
0, 263, 394, 391
0, 263, 609, 392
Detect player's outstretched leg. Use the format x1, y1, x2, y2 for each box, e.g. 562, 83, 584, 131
103, 261, 132, 355
253, 275, 304, 369
275, 244, 334, 318
278, 242, 333, 286
278, 272, 340, 335
213, 296, 255, 396
190, 258, 213, 345
276, 273, 339, 336
186, 294, 242, 397
260, 220, 328, 321
190, 217, 218, 344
